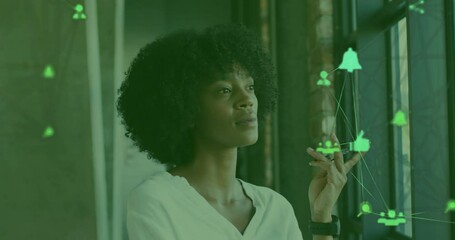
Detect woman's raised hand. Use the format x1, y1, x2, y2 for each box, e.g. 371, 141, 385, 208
306, 133, 366, 222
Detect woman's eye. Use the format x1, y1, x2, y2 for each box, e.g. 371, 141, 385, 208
218, 85, 254, 94
219, 88, 231, 94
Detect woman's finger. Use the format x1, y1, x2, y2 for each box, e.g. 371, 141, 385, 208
327, 163, 347, 186
312, 167, 327, 178
344, 151, 367, 172
331, 134, 345, 174
306, 147, 331, 162
309, 159, 334, 172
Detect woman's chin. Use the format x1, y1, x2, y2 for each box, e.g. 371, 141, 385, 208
238, 136, 258, 147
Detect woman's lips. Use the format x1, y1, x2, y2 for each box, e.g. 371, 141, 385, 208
235, 119, 257, 127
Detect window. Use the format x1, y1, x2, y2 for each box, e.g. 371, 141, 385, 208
390, 17, 412, 237
334, 0, 455, 239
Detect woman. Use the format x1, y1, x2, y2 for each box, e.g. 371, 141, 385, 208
117, 23, 364, 239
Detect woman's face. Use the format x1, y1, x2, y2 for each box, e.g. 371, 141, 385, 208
193, 66, 258, 149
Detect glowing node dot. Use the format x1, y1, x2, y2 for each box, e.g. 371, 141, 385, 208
362, 204, 370, 212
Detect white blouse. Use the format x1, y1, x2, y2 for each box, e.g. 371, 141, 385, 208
127, 171, 303, 240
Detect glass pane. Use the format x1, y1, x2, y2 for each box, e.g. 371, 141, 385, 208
390, 17, 412, 237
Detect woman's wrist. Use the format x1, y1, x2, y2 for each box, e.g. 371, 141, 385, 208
311, 214, 332, 223
311, 209, 333, 222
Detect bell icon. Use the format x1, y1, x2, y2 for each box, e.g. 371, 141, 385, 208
339, 48, 362, 72
391, 110, 408, 126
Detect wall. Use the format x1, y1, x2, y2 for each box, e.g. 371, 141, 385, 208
0, 1, 98, 239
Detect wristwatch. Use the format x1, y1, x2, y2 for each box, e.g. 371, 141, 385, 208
308, 215, 340, 238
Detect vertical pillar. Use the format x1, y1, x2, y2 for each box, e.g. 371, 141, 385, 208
275, 0, 312, 238
85, 1, 109, 239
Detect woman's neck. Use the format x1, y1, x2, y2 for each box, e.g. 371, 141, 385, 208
168, 160, 243, 205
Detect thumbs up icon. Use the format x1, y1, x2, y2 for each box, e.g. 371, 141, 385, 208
349, 130, 370, 152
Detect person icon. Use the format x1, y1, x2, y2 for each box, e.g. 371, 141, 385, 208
409, 0, 425, 14
316, 70, 331, 87
377, 210, 406, 226
73, 4, 87, 20
316, 140, 340, 155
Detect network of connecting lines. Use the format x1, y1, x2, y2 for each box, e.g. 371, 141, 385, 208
314, 0, 455, 229
36, 0, 453, 229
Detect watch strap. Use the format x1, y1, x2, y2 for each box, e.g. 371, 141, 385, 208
309, 215, 340, 237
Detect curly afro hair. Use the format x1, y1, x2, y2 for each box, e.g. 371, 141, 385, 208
116, 23, 278, 169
